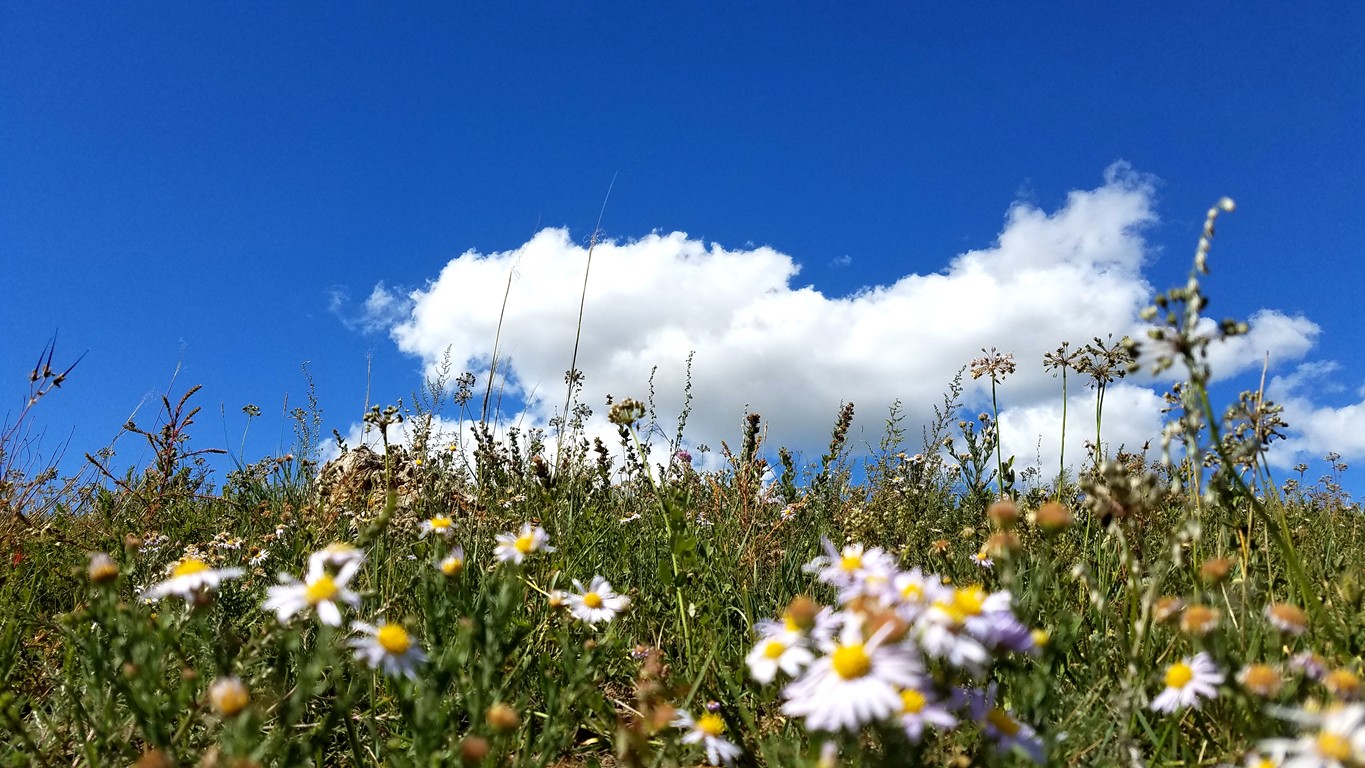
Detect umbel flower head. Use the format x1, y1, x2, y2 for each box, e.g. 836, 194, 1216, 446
263, 550, 364, 626
140, 558, 244, 603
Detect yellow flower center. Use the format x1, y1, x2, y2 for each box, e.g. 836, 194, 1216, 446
900, 688, 926, 714
306, 575, 339, 604
172, 559, 210, 578
514, 533, 536, 554
210, 679, 250, 716
783, 613, 800, 632
840, 553, 862, 571
583, 592, 603, 609
763, 640, 786, 660
901, 582, 923, 601
697, 713, 725, 737
1165, 662, 1194, 689
831, 643, 872, 680
429, 516, 452, 531
377, 624, 412, 654
1317, 732, 1352, 760
953, 586, 985, 616
986, 708, 1021, 736
440, 557, 464, 576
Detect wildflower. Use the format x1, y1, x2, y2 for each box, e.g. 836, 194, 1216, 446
565, 576, 631, 625
1265, 602, 1310, 636
672, 709, 743, 767
1325, 669, 1362, 700
1239, 664, 1284, 698
931, 538, 951, 554
891, 568, 946, 623
1150, 652, 1223, 712
1180, 604, 1221, 637
781, 617, 922, 732
987, 498, 1019, 530
1153, 596, 1185, 624
1259, 702, 1365, 768
208, 676, 250, 716
459, 736, 490, 765
264, 556, 362, 626
547, 590, 568, 609
494, 523, 554, 565
486, 702, 520, 732
816, 741, 839, 768
140, 558, 244, 603
308, 543, 364, 573
1292, 652, 1330, 681
348, 621, 427, 679
802, 537, 900, 597
1199, 557, 1234, 585
895, 683, 957, 743
420, 514, 455, 538
439, 546, 466, 577
919, 584, 1034, 670
971, 551, 994, 569
746, 626, 814, 684
1034, 501, 1072, 534
969, 685, 1044, 763
87, 552, 119, 584
247, 547, 269, 567
1031, 628, 1050, 649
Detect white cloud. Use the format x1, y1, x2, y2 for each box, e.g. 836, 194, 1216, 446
1265, 362, 1365, 468
1202, 310, 1319, 382
351, 164, 1344, 484
329, 281, 414, 335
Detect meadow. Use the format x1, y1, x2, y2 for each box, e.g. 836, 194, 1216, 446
3, 200, 1364, 767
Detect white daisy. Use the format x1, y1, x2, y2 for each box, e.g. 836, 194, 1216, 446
263, 556, 362, 626
804, 539, 896, 594
494, 523, 555, 564
564, 576, 630, 625
308, 542, 365, 574
895, 684, 958, 743
438, 546, 466, 577
745, 626, 815, 684
672, 709, 743, 767
348, 621, 428, 679
781, 616, 922, 732
1150, 652, 1224, 712
419, 514, 455, 538
891, 567, 949, 623
140, 558, 244, 603
969, 684, 1045, 764
1259, 702, 1365, 768
207, 676, 250, 717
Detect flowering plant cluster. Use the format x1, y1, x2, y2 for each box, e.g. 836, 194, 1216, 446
746, 539, 1045, 762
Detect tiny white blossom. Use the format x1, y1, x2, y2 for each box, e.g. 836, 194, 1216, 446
672, 709, 742, 767
348, 621, 427, 679
140, 558, 244, 603
564, 576, 630, 625
264, 556, 362, 626
494, 523, 554, 564
1151, 652, 1223, 712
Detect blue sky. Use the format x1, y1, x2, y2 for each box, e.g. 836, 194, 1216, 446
3, 5, 1362, 495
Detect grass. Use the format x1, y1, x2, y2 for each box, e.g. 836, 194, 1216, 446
2, 199, 1364, 767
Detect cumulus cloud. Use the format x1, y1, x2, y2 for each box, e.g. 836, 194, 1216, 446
329, 282, 414, 335
347, 164, 1343, 485
1264, 362, 1365, 468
